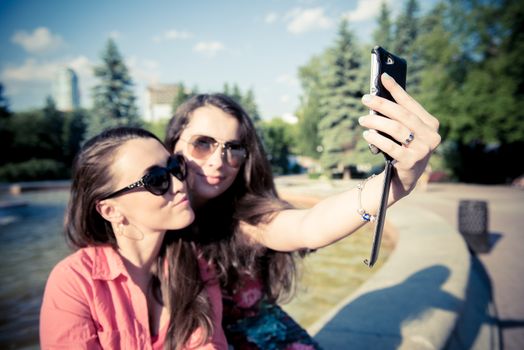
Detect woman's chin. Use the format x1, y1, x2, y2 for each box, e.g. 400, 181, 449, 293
171, 210, 195, 229
195, 179, 229, 200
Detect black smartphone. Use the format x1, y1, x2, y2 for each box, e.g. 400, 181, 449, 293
369, 45, 407, 157
364, 46, 407, 268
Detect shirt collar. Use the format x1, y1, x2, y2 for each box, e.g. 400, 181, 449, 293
91, 245, 128, 281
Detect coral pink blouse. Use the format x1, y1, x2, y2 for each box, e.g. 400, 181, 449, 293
40, 245, 227, 349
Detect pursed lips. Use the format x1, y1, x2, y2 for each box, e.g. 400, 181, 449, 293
170, 194, 189, 207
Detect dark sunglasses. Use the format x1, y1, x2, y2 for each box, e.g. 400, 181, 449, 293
101, 154, 187, 200
182, 135, 247, 168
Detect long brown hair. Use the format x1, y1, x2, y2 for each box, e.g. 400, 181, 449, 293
166, 94, 302, 303
65, 126, 213, 349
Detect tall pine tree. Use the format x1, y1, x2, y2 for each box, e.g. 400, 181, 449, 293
241, 88, 261, 122
393, 0, 422, 97
317, 20, 367, 176
296, 53, 326, 158
373, 2, 393, 48
393, 0, 419, 56
88, 38, 141, 139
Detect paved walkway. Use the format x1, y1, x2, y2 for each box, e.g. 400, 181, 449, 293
276, 176, 524, 350
409, 183, 524, 350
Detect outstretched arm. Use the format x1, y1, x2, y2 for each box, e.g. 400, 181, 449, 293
241, 73, 441, 251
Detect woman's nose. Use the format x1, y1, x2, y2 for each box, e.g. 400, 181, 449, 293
206, 144, 226, 167
170, 173, 185, 193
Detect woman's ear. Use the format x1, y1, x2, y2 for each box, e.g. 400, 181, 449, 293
96, 200, 124, 224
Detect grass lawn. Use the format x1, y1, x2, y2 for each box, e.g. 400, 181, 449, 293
280, 195, 396, 329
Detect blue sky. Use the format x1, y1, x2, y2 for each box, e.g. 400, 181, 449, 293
0, 0, 436, 121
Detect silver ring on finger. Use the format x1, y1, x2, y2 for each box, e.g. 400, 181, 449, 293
403, 131, 414, 147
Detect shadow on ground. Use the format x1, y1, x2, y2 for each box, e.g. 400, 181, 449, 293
315, 265, 461, 349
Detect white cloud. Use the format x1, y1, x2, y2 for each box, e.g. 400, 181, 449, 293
265, 12, 278, 24
108, 31, 122, 40
153, 29, 193, 43
0, 56, 95, 108
275, 74, 298, 87
0, 56, 93, 84
68, 56, 96, 107
126, 56, 161, 85
286, 7, 333, 34
143, 59, 159, 71
165, 30, 192, 40
342, 0, 394, 22
11, 27, 64, 54
68, 56, 93, 76
282, 112, 298, 124
124, 56, 163, 116
1, 59, 58, 81
193, 41, 224, 57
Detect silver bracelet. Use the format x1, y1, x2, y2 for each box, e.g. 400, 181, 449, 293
357, 174, 377, 222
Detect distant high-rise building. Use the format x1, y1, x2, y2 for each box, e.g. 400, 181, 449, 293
144, 84, 179, 122
53, 67, 80, 112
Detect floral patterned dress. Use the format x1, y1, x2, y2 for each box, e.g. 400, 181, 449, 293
222, 275, 323, 350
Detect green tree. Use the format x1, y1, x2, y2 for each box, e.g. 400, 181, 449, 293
317, 20, 367, 176
393, 0, 423, 96
0, 83, 9, 117
296, 54, 326, 158
144, 119, 169, 140
373, 2, 393, 47
442, 0, 524, 182
415, 2, 461, 127
241, 88, 261, 122
392, 0, 419, 56
0, 83, 13, 165
172, 82, 198, 113
259, 117, 297, 175
1, 95, 86, 180
8, 110, 44, 162
296, 93, 322, 159
221, 83, 260, 120
42, 96, 64, 160
88, 38, 141, 139
222, 83, 264, 141
222, 83, 243, 105
62, 109, 87, 165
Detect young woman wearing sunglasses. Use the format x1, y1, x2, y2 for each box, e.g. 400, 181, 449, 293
165, 73, 440, 349
40, 127, 227, 350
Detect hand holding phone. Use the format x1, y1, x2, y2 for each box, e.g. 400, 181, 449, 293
364, 46, 407, 268
369, 46, 407, 158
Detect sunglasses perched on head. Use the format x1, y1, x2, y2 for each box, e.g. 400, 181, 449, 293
101, 154, 187, 200
182, 135, 247, 168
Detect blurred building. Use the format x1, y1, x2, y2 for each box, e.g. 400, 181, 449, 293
53, 67, 80, 111
144, 84, 179, 122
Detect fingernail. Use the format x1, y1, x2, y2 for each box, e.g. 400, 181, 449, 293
362, 94, 372, 103
382, 72, 392, 80
363, 130, 369, 137
358, 116, 365, 124
368, 143, 380, 154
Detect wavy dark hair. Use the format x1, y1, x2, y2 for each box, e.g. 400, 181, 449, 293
65, 126, 213, 349
166, 94, 303, 303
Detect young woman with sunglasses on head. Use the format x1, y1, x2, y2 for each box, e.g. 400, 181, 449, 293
40, 127, 227, 350
165, 74, 440, 349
